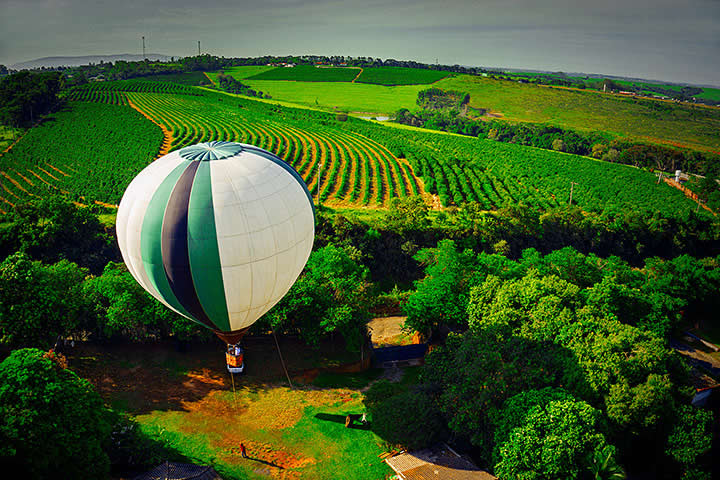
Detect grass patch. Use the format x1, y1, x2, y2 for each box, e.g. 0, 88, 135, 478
435, 74, 720, 151
246, 65, 360, 82
133, 384, 392, 479
357, 66, 453, 85
240, 79, 423, 114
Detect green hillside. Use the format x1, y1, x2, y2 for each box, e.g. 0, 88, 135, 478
435, 75, 720, 152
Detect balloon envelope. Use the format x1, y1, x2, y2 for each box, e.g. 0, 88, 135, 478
116, 141, 315, 337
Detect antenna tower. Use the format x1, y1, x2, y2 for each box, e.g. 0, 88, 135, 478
198, 41, 201, 56
142, 36, 146, 59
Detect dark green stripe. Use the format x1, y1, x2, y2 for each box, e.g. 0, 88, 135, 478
140, 161, 193, 320
187, 161, 231, 331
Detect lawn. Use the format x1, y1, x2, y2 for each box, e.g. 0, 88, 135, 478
435, 74, 720, 152
67, 337, 394, 480
239, 80, 423, 115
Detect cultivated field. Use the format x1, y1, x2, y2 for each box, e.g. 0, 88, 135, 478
0, 81, 709, 220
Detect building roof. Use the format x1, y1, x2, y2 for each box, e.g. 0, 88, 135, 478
133, 461, 222, 480
385, 444, 496, 480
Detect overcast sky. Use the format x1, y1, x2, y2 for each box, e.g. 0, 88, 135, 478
1, 0, 719, 86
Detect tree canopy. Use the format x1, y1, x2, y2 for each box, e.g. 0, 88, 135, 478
0, 348, 112, 479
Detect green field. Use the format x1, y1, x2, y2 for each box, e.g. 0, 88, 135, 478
246, 65, 360, 82
356, 66, 453, 85
436, 75, 720, 152
240, 79, 423, 114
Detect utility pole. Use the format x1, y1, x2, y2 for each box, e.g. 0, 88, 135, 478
198, 41, 201, 56
142, 36, 146, 59
569, 181, 579, 206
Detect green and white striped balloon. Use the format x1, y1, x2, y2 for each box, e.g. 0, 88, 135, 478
116, 141, 315, 337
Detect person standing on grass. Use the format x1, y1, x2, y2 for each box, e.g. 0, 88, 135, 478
240, 443, 247, 458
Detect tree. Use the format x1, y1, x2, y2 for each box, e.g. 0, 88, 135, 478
665, 405, 713, 480
82, 262, 204, 342
421, 330, 575, 456
265, 244, 371, 349
552, 138, 567, 152
0, 197, 117, 275
495, 399, 620, 480
0, 71, 63, 127
403, 240, 484, 333
382, 195, 430, 233
0, 253, 87, 348
0, 348, 112, 479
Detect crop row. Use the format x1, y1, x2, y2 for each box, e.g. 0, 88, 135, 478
69, 80, 202, 96
125, 91, 420, 207
0, 102, 162, 207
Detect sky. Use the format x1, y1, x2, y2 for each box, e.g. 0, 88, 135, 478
1, 0, 719, 86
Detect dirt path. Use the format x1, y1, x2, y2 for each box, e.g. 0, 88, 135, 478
351, 68, 364, 83
127, 97, 174, 158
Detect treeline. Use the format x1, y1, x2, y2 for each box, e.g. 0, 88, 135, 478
2, 197, 718, 350
364, 239, 717, 479
0, 70, 63, 127
215, 72, 268, 98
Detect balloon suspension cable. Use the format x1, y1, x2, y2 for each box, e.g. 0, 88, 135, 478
273, 330, 293, 389
229, 364, 237, 410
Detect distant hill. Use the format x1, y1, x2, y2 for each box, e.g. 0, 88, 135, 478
9, 54, 175, 70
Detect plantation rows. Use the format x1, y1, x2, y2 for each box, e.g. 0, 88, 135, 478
125, 91, 421, 207
345, 122, 709, 218
0, 102, 162, 209
1, 84, 709, 219
68, 80, 202, 97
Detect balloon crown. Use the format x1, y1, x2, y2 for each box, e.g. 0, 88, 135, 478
179, 141, 244, 161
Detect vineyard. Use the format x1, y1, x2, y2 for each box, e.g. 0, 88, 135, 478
0, 82, 711, 220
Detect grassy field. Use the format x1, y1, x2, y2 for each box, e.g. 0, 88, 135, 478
356, 66, 453, 85
239, 80, 422, 114
246, 65, 360, 82
68, 338, 394, 480
436, 75, 720, 152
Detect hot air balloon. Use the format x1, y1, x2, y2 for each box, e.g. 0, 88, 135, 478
116, 141, 315, 373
